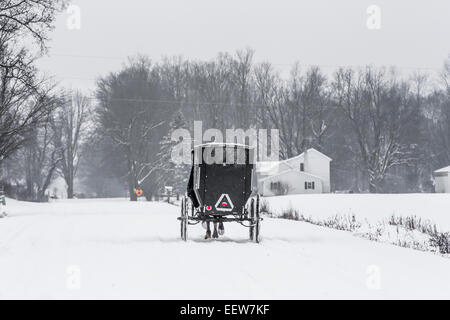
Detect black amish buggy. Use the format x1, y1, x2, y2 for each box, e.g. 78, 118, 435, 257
178, 143, 262, 242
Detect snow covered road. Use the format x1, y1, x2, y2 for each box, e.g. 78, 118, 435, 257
0, 198, 449, 299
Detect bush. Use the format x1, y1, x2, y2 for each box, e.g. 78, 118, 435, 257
388, 214, 450, 254
273, 207, 360, 232
322, 214, 361, 232
279, 207, 300, 221
388, 215, 436, 234
430, 232, 450, 254
267, 207, 449, 257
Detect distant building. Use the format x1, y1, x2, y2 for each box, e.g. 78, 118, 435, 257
257, 148, 332, 197
434, 166, 450, 193
46, 177, 68, 199
0, 190, 6, 217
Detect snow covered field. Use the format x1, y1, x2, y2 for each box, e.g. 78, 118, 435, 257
263, 194, 450, 230
0, 197, 450, 299
264, 194, 450, 254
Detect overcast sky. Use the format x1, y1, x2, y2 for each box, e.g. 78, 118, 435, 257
37, 0, 450, 92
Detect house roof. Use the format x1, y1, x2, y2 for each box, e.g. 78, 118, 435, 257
256, 161, 279, 173
256, 148, 332, 173
434, 166, 450, 173
295, 148, 333, 162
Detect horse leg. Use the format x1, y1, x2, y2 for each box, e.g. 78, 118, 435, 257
212, 222, 219, 238
205, 221, 211, 239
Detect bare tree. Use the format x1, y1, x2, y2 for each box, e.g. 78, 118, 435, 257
52, 92, 90, 199
230, 48, 254, 128
0, 49, 56, 162
0, 0, 63, 167
287, 65, 331, 153
254, 63, 331, 159
96, 58, 171, 201
189, 54, 233, 130
0, 0, 66, 54
442, 55, 450, 94
425, 60, 450, 168
14, 114, 60, 201
332, 67, 414, 192
440, 56, 450, 163
254, 62, 278, 129
440, 58, 450, 163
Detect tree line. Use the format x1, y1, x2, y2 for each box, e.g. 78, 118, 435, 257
1, 1, 449, 201
0, 1, 89, 201
83, 50, 450, 198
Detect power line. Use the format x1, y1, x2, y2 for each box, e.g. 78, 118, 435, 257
43, 53, 445, 72
85, 95, 344, 110
46, 53, 125, 60
86, 96, 271, 108
52, 76, 97, 81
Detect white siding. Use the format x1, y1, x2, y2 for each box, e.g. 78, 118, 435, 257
304, 150, 331, 192
435, 176, 449, 193
259, 171, 323, 197
256, 148, 331, 196
283, 155, 305, 173
263, 161, 296, 176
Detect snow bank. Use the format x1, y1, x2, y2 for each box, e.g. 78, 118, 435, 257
263, 194, 450, 255
263, 194, 450, 231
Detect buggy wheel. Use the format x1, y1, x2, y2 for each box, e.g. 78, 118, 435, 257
180, 197, 188, 241
254, 215, 260, 243
249, 199, 255, 240
253, 195, 261, 243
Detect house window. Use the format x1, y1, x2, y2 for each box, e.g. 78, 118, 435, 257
300, 163, 304, 172
271, 182, 281, 191
304, 181, 315, 190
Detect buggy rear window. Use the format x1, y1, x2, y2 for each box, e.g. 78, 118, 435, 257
194, 145, 254, 165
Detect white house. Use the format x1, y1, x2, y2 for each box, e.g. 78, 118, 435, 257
434, 166, 450, 193
257, 148, 332, 197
